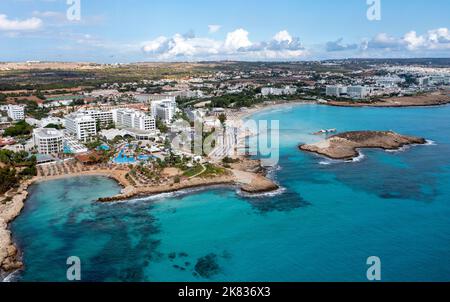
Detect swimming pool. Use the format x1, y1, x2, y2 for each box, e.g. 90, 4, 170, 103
97, 144, 111, 151
113, 148, 157, 164
63, 145, 73, 154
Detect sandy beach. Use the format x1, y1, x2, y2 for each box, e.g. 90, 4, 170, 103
229, 99, 315, 122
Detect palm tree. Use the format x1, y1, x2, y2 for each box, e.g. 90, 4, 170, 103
218, 113, 227, 146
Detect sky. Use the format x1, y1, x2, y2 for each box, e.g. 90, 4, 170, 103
0, 0, 449, 62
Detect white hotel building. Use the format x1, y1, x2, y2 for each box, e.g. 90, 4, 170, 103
325, 85, 347, 97
326, 85, 371, 99
150, 98, 177, 124
65, 113, 97, 142
7, 105, 25, 121
33, 128, 64, 155
113, 109, 156, 132
347, 86, 370, 99
77, 110, 114, 126
261, 86, 297, 96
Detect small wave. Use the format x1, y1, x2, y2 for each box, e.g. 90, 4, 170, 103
265, 165, 282, 179
309, 145, 367, 166
1, 270, 20, 282
385, 140, 436, 153
318, 160, 333, 165
349, 152, 365, 163
425, 139, 437, 146
385, 145, 410, 153
319, 158, 344, 165
317, 152, 365, 165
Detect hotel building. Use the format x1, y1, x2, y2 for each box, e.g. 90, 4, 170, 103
7, 105, 25, 121
326, 85, 370, 99
261, 86, 297, 96
33, 128, 64, 155
65, 113, 97, 142
77, 110, 114, 126
326, 85, 347, 97
347, 86, 370, 99
150, 98, 177, 124
113, 109, 156, 132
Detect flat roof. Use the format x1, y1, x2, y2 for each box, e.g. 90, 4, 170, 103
33, 128, 63, 138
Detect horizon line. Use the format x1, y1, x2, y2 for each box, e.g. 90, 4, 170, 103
1, 57, 450, 65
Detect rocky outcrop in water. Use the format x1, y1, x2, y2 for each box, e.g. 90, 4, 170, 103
194, 253, 220, 279
299, 131, 427, 160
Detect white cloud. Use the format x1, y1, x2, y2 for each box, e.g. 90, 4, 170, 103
273, 30, 293, 44
365, 28, 450, 51
368, 33, 401, 49
141, 28, 307, 60
208, 24, 221, 33
142, 34, 221, 59
403, 31, 425, 50
326, 38, 358, 52
142, 36, 170, 53
0, 14, 43, 31
32, 11, 63, 18
426, 28, 450, 48
224, 28, 252, 50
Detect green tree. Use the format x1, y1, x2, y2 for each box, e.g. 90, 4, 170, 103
0, 93, 6, 104
156, 118, 168, 133
44, 123, 63, 130
4, 121, 33, 137
0, 167, 18, 194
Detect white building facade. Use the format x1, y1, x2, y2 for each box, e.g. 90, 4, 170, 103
150, 98, 177, 124
326, 85, 347, 97
33, 128, 64, 155
77, 110, 114, 126
261, 86, 297, 96
65, 113, 97, 142
326, 85, 371, 99
347, 86, 370, 99
7, 105, 25, 121
114, 109, 156, 132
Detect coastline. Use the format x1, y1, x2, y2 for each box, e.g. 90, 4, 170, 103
0, 158, 278, 276
1, 97, 448, 280
1, 98, 299, 277
0, 179, 33, 278
230, 99, 315, 121
1, 97, 437, 276
324, 90, 450, 108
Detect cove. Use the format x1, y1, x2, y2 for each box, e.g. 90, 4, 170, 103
10, 104, 450, 282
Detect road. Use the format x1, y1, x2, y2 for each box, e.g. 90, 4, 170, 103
209, 127, 237, 161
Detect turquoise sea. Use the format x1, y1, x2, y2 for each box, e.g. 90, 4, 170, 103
9, 104, 450, 282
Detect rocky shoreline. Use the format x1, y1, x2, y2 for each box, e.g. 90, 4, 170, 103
98, 163, 279, 202
0, 180, 34, 276
299, 131, 427, 160
97, 176, 236, 202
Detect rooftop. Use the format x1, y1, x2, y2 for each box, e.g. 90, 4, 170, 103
33, 128, 63, 138
65, 112, 96, 122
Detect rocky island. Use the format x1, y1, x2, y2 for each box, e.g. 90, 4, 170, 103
299, 131, 427, 160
